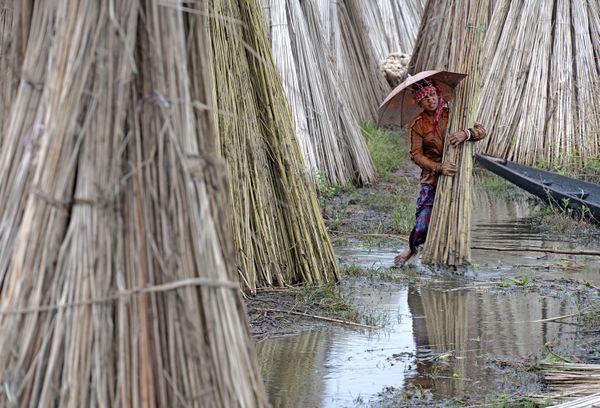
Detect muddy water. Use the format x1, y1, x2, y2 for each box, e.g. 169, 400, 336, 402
256, 182, 599, 406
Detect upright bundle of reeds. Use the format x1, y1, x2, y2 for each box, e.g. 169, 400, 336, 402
476, 0, 600, 168
0, 1, 268, 405
475, 1, 552, 165
389, 0, 428, 55
317, 0, 390, 122
264, 0, 315, 173
351, 0, 425, 61
262, 0, 377, 185
415, 0, 490, 266
208, 0, 339, 291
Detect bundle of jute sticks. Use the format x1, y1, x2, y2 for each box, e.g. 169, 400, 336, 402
208, 0, 339, 291
531, 363, 600, 406
0, 1, 268, 406
410, 0, 492, 266
352, 0, 425, 62
477, 0, 600, 168
262, 0, 378, 186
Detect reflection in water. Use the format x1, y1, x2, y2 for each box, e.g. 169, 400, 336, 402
472, 183, 552, 248
257, 176, 595, 405
407, 284, 576, 399
321, 288, 414, 405
256, 330, 328, 408
256, 283, 578, 405
472, 180, 600, 283
257, 288, 415, 407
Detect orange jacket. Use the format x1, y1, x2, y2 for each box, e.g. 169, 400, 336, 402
408, 108, 485, 187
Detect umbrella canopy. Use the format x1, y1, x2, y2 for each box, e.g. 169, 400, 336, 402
378, 70, 467, 127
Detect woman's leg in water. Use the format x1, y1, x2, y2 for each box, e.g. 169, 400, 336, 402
394, 184, 435, 265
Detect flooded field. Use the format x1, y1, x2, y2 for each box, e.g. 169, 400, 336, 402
255, 181, 600, 406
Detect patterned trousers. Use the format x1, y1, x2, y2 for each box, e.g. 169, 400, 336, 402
408, 183, 436, 253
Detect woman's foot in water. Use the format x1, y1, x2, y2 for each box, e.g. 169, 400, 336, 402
394, 248, 414, 267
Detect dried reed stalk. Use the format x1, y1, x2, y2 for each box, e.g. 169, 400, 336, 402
539, 362, 600, 402
0, 1, 268, 406
417, 0, 490, 266
547, 393, 600, 408
208, 0, 339, 291
0, 0, 56, 287
0, 1, 19, 143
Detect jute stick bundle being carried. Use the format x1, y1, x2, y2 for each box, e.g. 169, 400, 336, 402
387, 0, 491, 268
420, 0, 490, 267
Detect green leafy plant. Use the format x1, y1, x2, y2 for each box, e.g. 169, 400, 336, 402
512, 274, 529, 286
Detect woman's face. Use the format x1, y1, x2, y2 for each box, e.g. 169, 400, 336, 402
418, 91, 439, 113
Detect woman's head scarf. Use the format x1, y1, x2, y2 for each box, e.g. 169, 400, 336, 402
412, 79, 445, 127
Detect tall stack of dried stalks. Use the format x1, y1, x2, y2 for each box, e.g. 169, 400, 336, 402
0, 1, 268, 405
351, 0, 426, 61
412, 0, 490, 266
262, 0, 377, 185
208, 0, 339, 291
476, 0, 600, 168
316, 0, 390, 122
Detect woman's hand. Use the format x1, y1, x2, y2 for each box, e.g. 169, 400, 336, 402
472, 123, 487, 139
440, 162, 457, 176
448, 131, 468, 146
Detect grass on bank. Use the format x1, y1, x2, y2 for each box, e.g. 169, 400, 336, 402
535, 154, 600, 184
360, 122, 408, 178
529, 199, 600, 238
317, 122, 408, 203
319, 122, 417, 234
295, 282, 382, 327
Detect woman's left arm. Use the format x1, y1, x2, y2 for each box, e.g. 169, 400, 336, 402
448, 123, 487, 145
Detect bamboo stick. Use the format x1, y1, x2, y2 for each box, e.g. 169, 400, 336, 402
471, 245, 600, 256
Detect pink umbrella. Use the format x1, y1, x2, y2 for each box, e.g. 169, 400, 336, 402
378, 70, 467, 127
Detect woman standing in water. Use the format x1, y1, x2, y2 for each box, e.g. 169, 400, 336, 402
394, 79, 487, 266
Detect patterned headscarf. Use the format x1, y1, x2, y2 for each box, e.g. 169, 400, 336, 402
412, 79, 445, 126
